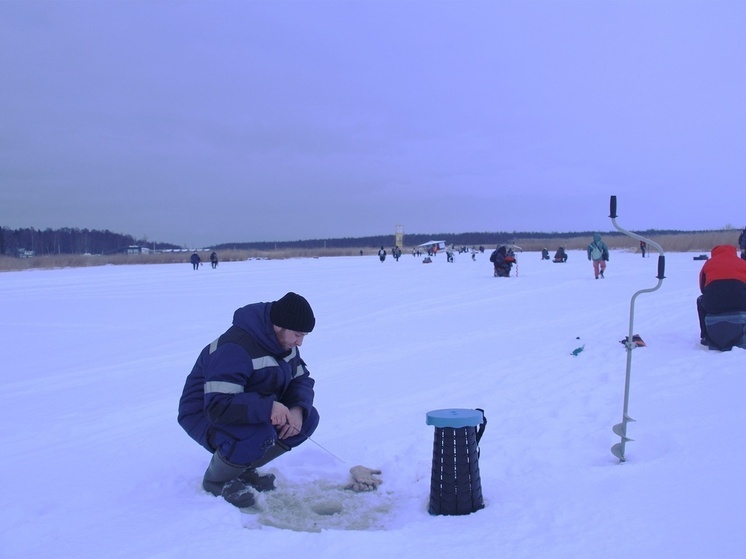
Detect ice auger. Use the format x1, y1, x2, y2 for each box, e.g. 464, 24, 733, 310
608, 195, 666, 462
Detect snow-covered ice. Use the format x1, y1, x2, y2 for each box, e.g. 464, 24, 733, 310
2, 247, 744, 558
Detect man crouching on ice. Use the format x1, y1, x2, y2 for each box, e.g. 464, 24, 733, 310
178, 292, 320, 508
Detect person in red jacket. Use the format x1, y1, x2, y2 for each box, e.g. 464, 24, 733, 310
696, 245, 746, 347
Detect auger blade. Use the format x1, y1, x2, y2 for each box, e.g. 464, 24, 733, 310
611, 442, 627, 462
612, 424, 634, 441
612, 415, 636, 438
612, 414, 636, 461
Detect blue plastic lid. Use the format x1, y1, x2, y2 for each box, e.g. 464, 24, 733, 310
426, 408, 483, 428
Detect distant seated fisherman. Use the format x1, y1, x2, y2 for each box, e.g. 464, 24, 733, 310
553, 246, 568, 263
696, 245, 746, 350
178, 292, 320, 507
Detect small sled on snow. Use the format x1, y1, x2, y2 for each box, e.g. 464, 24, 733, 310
619, 334, 646, 348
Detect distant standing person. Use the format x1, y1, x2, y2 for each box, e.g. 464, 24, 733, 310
191, 252, 202, 270
489, 245, 516, 277
640, 241, 647, 258
587, 233, 609, 279
378, 246, 387, 262
210, 252, 219, 269
739, 227, 746, 260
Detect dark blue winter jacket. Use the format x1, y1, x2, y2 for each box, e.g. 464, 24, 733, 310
178, 302, 316, 462
490, 245, 515, 276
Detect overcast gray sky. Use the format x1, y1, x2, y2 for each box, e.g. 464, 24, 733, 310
1, 0, 744, 247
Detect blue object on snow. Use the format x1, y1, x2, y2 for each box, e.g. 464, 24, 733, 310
426, 408, 484, 428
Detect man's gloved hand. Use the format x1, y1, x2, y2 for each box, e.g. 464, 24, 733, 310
345, 465, 383, 492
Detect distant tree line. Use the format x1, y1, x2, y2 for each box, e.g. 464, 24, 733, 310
0, 227, 180, 256
2, 226, 731, 258
211, 229, 711, 252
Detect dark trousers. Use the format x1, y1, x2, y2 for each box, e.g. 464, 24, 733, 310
696, 296, 707, 339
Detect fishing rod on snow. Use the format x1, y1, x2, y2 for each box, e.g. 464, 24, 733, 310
608, 195, 666, 463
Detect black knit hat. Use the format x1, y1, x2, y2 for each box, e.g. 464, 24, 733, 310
270, 292, 315, 333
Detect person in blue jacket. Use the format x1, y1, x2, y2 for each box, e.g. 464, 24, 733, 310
587, 233, 610, 279
178, 292, 319, 508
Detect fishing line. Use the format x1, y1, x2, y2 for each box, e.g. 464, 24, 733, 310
283, 423, 347, 464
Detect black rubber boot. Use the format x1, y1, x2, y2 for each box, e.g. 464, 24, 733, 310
238, 468, 276, 492
202, 452, 255, 508
238, 441, 290, 492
